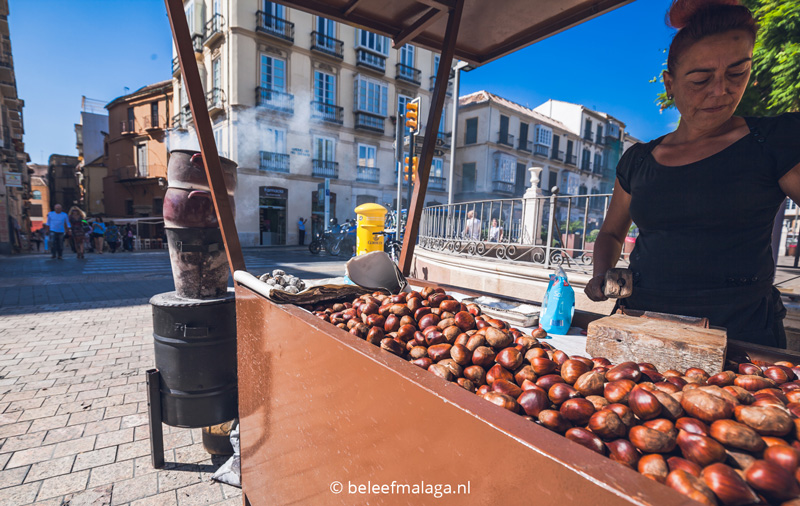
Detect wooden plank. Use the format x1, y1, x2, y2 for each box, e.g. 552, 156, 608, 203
586, 314, 727, 375
165, 0, 246, 275
393, 8, 447, 49
399, 0, 463, 276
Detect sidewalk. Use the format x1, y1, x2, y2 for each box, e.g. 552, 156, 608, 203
0, 298, 241, 506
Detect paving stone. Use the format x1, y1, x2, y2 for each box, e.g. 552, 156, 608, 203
88, 460, 134, 488
0, 481, 40, 506
28, 413, 69, 433
17, 404, 59, 422
95, 428, 133, 449
0, 410, 22, 425
0, 430, 46, 453
36, 468, 89, 500
61, 484, 113, 506
157, 465, 203, 493
73, 446, 117, 472
130, 490, 178, 506
0, 464, 29, 488
109, 473, 158, 505
0, 451, 10, 470
25, 454, 75, 482
6, 397, 45, 412
175, 481, 224, 506
42, 423, 85, 445
84, 417, 122, 437
0, 420, 31, 439
116, 439, 150, 462
67, 408, 106, 425
6, 444, 55, 468
120, 413, 147, 429
52, 435, 96, 458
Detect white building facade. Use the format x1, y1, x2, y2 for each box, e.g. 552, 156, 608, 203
171, 0, 453, 246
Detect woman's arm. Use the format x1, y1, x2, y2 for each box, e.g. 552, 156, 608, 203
584, 180, 634, 301
779, 163, 800, 203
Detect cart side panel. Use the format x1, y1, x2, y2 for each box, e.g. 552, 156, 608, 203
236, 285, 689, 506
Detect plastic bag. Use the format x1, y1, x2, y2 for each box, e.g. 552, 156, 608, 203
540, 266, 575, 335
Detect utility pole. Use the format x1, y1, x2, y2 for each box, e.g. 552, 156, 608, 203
403, 98, 420, 241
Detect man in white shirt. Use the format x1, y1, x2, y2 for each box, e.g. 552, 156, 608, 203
464, 210, 481, 241
45, 204, 70, 260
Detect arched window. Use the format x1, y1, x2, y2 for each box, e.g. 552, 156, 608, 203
32, 190, 42, 200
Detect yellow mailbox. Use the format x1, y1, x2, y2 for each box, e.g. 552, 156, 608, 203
354, 203, 387, 256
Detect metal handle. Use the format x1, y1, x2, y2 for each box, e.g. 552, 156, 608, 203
617, 308, 710, 329
190, 152, 204, 167
188, 190, 211, 200
173, 324, 210, 337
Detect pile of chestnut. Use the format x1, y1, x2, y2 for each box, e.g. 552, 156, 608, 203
309, 287, 800, 506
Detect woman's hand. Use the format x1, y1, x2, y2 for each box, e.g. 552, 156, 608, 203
584, 274, 608, 302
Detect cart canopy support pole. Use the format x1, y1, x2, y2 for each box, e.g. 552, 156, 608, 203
164, 0, 246, 276
399, 0, 464, 276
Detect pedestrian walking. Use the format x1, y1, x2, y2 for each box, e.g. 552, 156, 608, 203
123, 224, 134, 252
45, 204, 70, 260
31, 230, 42, 252
464, 210, 481, 241
91, 217, 106, 254
105, 221, 120, 253
68, 206, 87, 259
297, 217, 307, 245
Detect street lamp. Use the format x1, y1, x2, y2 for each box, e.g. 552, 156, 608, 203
447, 60, 473, 205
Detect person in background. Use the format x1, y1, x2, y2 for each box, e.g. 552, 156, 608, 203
489, 218, 503, 242
91, 217, 106, 254
297, 217, 307, 246
105, 221, 120, 253
123, 224, 134, 252
464, 210, 481, 241
45, 204, 70, 260
68, 206, 86, 259
31, 229, 42, 252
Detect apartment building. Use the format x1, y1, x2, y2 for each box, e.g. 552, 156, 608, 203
75, 97, 109, 216
454, 92, 620, 225
103, 81, 173, 219
171, 0, 454, 246
47, 154, 79, 211
0, 0, 29, 254
28, 164, 48, 232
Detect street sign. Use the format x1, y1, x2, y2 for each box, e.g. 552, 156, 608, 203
413, 144, 445, 157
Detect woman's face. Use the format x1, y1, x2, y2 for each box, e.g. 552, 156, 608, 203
664, 30, 753, 132
492, 219, 498, 226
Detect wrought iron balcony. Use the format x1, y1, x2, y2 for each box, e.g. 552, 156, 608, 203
144, 115, 163, 131
565, 153, 577, 166
583, 132, 593, 142
256, 87, 294, 113
492, 180, 515, 194
551, 149, 565, 161
259, 151, 290, 173
182, 105, 192, 124
354, 111, 384, 133
311, 101, 343, 124
497, 132, 514, 147
518, 139, 531, 152
256, 11, 294, 42
595, 134, 604, 145
120, 120, 136, 136
172, 56, 180, 76
396, 63, 421, 85
313, 160, 338, 179
356, 48, 386, 73
428, 76, 453, 96
357, 166, 380, 183
207, 88, 224, 113
204, 14, 225, 45
534, 144, 550, 157
430, 176, 446, 191
581, 160, 593, 173
310, 31, 343, 59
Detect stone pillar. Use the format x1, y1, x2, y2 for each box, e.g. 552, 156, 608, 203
523, 167, 544, 245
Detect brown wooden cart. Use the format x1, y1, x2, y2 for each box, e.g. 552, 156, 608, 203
162, 0, 800, 504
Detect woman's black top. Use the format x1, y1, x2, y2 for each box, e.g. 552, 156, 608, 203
616, 113, 800, 347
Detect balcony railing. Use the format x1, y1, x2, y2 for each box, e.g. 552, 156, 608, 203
429, 176, 446, 191
565, 153, 577, 166
120, 120, 136, 135
144, 115, 163, 130
428, 76, 453, 96
596, 135, 605, 145
356, 48, 386, 73
534, 144, 549, 157
172, 56, 180, 76
396, 63, 421, 85
583, 132, 593, 142
311, 101, 343, 124
207, 88, 224, 112
492, 181, 515, 194
259, 151, 290, 173
581, 161, 593, 173
518, 139, 531, 152
354, 111, 384, 133
357, 166, 380, 183
256, 11, 294, 42
256, 87, 294, 113
182, 105, 192, 124
204, 14, 225, 45
551, 149, 565, 161
310, 31, 343, 59
312, 160, 338, 179
497, 132, 514, 147
171, 113, 182, 129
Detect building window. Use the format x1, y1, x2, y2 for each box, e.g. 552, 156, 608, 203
126, 107, 135, 133
584, 119, 593, 139
548, 170, 558, 191
399, 44, 415, 67
582, 148, 591, 171
260, 54, 286, 91
462, 162, 476, 192
354, 75, 388, 116
153, 198, 163, 216
535, 125, 552, 146
314, 136, 335, 161
150, 102, 159, 128
314, 71, 336, 104
316, 16, 334, 37
263, 1, 285, 19
212, 57, 221, 93
519, 123, 529, 150
356, 29, 389, 55
432, 157, 443, 178
125, 200, 134, 216
32, 190, 41, 200
357, 144, 376, 167
265, 127, 286, 153
465, 117, 478, 144
594, 153, 603, 173
492, 153, 516, 183
356, 195, 377, 207
136, 143, 148, 177
596, 124, 603, 144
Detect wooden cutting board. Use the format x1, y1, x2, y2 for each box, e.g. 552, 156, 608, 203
586, 310, 727, 375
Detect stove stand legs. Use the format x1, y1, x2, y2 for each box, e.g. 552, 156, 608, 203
146, 368, 165, 468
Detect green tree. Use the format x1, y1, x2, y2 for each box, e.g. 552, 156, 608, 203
654, 0, 800, 115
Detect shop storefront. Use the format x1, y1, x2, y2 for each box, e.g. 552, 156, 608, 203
259, 186, 287, 246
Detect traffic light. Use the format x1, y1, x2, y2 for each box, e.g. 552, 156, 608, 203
404, 156, 410, 182
405, 99, 420, 132
411, 156, 418, 182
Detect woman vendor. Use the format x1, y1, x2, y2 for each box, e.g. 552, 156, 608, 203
585, 0, 800, 348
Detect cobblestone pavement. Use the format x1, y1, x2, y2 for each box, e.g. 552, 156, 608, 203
0, 248, 347, 505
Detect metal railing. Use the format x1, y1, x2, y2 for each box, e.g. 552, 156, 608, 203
430, 176, 446, 191
311, 101, 343, 123
120, 120, 136, 135
534, 144, 549, 157
204, 14, 225, 44
256, 11, 294, 42
396, 63, 421, 84
518, 139, 531, 152
357, 166, 380, 183
313, 160, 338, 178
429, 76, 453, 96
581, 160, 593, 173
497, 132, 514, 147
583, 132, 593, 142
551, 149, 565, 161
207, 88, 224, 111
565, 153, 577, 166
256, 87, 294, 113
143, 115, 163, 130
171, 113, 182, 129
259, 151, 290, 173
356, 48, 386, 72
418, 190, 617, 270
354, 111, 384, 133
310, 31, 343, 58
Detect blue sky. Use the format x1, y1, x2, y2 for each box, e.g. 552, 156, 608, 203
12, 0, 679, 165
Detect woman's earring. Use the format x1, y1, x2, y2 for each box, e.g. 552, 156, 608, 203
668, 94, 674, 100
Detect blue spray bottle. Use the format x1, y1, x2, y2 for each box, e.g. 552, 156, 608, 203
540, 266, 575, 335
